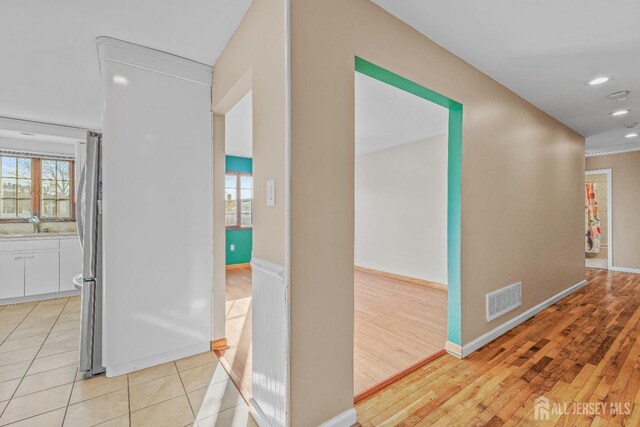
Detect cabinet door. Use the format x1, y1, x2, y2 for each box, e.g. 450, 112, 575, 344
24, 251, 60, 296
59, 239, 83, 291
0, 254, 25, 299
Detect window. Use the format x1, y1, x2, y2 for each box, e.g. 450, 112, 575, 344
41, 160, 72, 219
0, 154, 74, 221
225, 171, 252, 229
1, 157, 33, 218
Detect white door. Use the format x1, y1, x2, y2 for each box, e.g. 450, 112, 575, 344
0, 254, 25, 299
59, 239, 82, 291
24, 251, 60, 296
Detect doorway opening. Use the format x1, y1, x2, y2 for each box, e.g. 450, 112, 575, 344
353, 58, 462, 401
585, 169, 611, 270
218, 91, 254, 399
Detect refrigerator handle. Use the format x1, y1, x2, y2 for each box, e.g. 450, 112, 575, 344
77, 165, 86, 251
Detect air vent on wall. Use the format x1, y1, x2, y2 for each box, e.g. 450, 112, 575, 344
486, 282, 522, 321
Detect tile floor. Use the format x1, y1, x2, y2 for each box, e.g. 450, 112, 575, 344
0, 296, 257, 426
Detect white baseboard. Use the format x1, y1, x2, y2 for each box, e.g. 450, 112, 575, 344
0, 290, 79, 306
249, 398, 271, 427
610, 266, 640, 274
448, 279, 588, 358
445, 341, 463, 358
318, 408, 358, 427
105, 341, 210, 377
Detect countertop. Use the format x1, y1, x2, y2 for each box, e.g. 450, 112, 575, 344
0, 232, 78, 241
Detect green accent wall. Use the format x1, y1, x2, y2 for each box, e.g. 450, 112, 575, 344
226, 155, 253, 265
226, 155, 253, 173
355, 57, 463, 346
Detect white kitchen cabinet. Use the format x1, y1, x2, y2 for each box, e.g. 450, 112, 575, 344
24, 251, 60, 296
60, 238, 82, 291
0, 253, 25, 299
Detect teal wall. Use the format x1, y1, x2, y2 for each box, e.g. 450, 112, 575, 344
226, 156, 253, 265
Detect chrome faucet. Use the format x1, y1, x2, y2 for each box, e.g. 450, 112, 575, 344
27, 215, 40, 233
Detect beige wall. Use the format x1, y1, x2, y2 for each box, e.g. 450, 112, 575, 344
289, 0, 585, 424
586, 151, 640, 269
212, 0, 286, 266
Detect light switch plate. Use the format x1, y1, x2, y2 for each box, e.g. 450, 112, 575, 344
266, 179, 276, 206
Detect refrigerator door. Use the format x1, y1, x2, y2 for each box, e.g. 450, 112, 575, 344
79, 279, 96, 371
78, 132, 104, 377
82, 132, 100, 281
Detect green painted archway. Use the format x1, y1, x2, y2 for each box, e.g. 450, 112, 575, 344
355, 57, 463, 346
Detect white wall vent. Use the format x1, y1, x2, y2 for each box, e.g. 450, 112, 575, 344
486, 282, 522, 321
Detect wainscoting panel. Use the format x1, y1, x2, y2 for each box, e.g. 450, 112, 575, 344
251, 258, 288, 427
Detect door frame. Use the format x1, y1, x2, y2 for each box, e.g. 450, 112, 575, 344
354, 57, 464, 350
585, 168, 612, 269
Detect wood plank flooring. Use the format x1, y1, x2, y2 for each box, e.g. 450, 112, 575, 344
354, 269, 447, 396
218, 267, 253, 399
220, 267, 448, 400
355, 269, 640, 426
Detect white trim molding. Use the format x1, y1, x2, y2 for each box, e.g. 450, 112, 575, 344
609, 266, 640, 275
450, 279, 588, 358
318, 408, 358, 427
97, 36, 212, 87
251, 257, 286, 280
585, 168, 613, 269
251, 257, 288, 427
105, 341, 210, 377
586, 145, 640, 157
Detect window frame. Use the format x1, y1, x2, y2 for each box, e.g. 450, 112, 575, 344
0, 155, 75, 223
225, 170, 252, 231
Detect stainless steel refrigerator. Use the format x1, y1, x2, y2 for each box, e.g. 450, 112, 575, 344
73, 131, 105, 378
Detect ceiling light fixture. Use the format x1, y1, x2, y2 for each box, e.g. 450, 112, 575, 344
625, 132, 639, 138
589, 76, 610, 86
611, 109, 630, 117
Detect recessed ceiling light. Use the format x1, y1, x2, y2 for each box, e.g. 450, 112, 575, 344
625, 132, 639, 138
589, 76, 610, 86
113, 75, 129, 86
611, 109, 630, 116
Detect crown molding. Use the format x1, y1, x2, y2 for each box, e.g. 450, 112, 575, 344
97, 36, 212, 87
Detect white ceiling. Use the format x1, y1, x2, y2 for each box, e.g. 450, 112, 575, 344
372, 0, 640, 153
356, 72, 448, 155
225, 91, 253, 158
0, 0, 252, 130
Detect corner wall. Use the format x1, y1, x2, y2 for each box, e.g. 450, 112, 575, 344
586, 151, 640, 270
289, 0, 585, 424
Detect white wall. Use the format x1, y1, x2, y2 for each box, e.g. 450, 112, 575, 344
355, 134, 448, 285
98, 37, 213, 375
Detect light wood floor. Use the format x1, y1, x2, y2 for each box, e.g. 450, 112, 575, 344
356, 269, 640, 426
0, 297, 255, 426
218, 267, 253, 399
220, 267, 448, 400
354, 269, 447, 396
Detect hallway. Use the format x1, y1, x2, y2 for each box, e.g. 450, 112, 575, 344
356, 269, 640, 425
